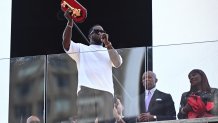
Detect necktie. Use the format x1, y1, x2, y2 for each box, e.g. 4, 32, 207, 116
145, 91, 152, 112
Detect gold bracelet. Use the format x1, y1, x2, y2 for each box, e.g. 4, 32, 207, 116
105, 42, 112, 48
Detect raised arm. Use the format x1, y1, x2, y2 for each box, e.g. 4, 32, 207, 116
62, 9, 73, 51
101, 34, 122, 68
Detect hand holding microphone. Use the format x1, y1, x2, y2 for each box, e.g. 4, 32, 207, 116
101, 33, 112, 48
101, 33, 109, 43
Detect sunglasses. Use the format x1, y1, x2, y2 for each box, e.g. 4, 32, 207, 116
29, 121, 40, 123
90, 29, 106, 34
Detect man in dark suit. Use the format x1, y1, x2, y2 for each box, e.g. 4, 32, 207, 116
113, 71, 176, 123
137, 71, 176, 122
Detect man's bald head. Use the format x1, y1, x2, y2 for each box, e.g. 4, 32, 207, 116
26, 115, 40, 123
142, 71, 158, 90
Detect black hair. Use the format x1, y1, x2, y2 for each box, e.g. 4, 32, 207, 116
188, 69, 211, 93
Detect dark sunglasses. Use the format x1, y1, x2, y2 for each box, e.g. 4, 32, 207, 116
90, 29, 106, 34
29, 121, 40, 123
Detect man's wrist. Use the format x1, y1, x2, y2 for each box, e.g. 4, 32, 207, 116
105, 41, 112, 48
67, 24, 73, 28
67, 21, 73, 28
116, 115, 122, 122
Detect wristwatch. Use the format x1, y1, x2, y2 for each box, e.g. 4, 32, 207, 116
153, 115, 157, 120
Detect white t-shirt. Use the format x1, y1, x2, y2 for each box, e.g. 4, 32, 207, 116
65, 41, 121, 95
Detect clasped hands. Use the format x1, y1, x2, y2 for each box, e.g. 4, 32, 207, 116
137, 113, 156, 122
113, 98, 124, 121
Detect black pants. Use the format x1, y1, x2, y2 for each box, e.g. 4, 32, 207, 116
77, 86, 114, 123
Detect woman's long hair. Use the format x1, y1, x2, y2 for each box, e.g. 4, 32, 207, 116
188, 69, 211, 93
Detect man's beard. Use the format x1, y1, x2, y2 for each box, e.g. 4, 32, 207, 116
91, 38, 102, 45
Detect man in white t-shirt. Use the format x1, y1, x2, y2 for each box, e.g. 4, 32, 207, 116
62, 9, 123, 123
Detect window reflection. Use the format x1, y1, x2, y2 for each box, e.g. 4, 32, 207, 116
9, 56, 44, 123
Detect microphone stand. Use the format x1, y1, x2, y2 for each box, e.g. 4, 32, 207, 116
73, 22, 89, 44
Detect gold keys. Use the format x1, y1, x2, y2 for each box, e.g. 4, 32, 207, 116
61, 1, 82, 18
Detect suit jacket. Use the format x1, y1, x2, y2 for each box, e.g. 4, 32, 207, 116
139, 89, 176, 121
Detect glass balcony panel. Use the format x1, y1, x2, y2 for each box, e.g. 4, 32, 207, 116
46, 47, 146, 122
150, 41, 218, 122
9, 56, 45, 123
47, 53, 77, 123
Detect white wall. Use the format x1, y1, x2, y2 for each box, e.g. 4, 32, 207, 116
0, 1, 11, 59
153, 0, 218, 45
152, 0, 218, 115
0, 0, 11, 123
